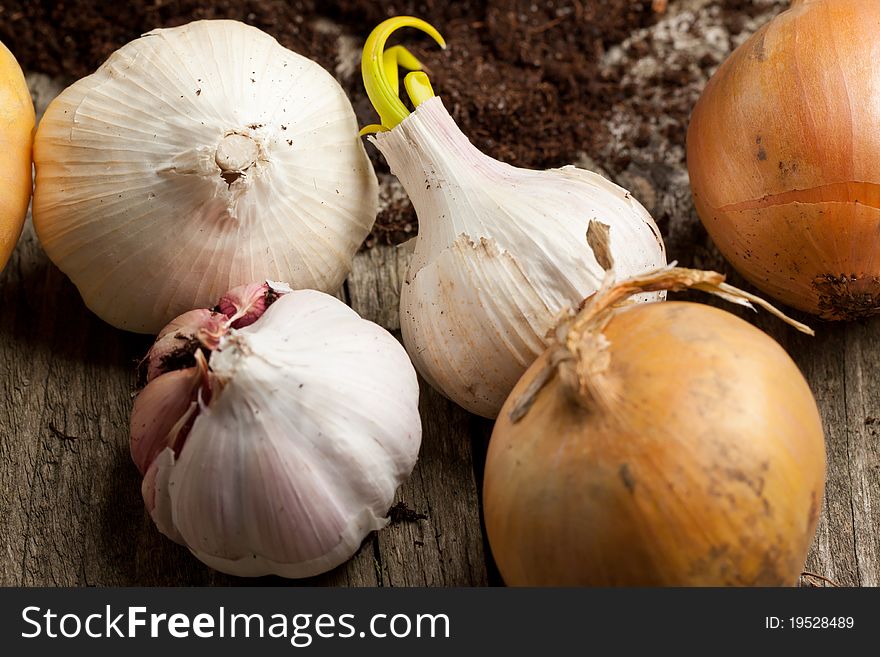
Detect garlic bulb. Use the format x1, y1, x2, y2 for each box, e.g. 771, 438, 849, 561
131, 281, 421, 578
361, 18, 667, 418
33, 20, 378, 334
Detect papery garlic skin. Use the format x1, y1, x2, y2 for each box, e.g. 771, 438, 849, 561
373, 97, 666, 418
33, 20, 378, 334
135, 288, 421, 578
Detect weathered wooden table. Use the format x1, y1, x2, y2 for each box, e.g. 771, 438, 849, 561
1, 72, 877, 588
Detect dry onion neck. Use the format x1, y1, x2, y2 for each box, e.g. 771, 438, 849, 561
509, 250, 815, 424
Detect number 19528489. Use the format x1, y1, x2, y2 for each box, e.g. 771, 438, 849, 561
766, 617, 855, 630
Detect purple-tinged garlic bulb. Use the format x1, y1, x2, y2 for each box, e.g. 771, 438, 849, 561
132, 281, 421, 578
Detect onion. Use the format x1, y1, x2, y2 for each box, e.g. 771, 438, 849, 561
688, 0, 880, 319
484, 266, 826, 586
0, 40, 34, 272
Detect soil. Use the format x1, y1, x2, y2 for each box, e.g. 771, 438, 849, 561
0, 0, 787, 251
388, 501, 428, 524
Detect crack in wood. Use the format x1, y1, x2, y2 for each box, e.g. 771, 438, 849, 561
48, 423, 79, 442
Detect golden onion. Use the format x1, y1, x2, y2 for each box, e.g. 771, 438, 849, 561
0, 40, 34, 271
688, 0, 880, 319
484, 268, 826, 586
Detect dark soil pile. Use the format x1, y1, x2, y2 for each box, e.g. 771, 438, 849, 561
0, 0, 668, 245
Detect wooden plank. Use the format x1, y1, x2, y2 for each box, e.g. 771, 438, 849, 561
841, 320, 880, 586
346, 246, 489, 586
780, 324, 860, 586
377, 389, 489, 587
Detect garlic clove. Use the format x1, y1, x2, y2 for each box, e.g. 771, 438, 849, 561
145, 309, 225, 382
130, 367, 201, 474
171, 402, 395, 578
142, 447, 184, 545
401, 235, 565, 417
33, 20, 378, 333
144, 280, 293, 381
217, 280, 293, 328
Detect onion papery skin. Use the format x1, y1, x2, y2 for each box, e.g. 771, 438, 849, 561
33, 20, 378, 333
0, 40, 34, 271
484, 301, 826, 586
687, 0, 880, 320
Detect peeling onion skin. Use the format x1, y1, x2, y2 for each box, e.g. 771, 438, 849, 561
687, 0, 880, 320
33, 20, 378, 333
484, 302, 826, 586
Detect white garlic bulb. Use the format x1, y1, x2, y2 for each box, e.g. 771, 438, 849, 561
131, 282, 421, 578
361, 19, 667, 418
33, 20, 378, 334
